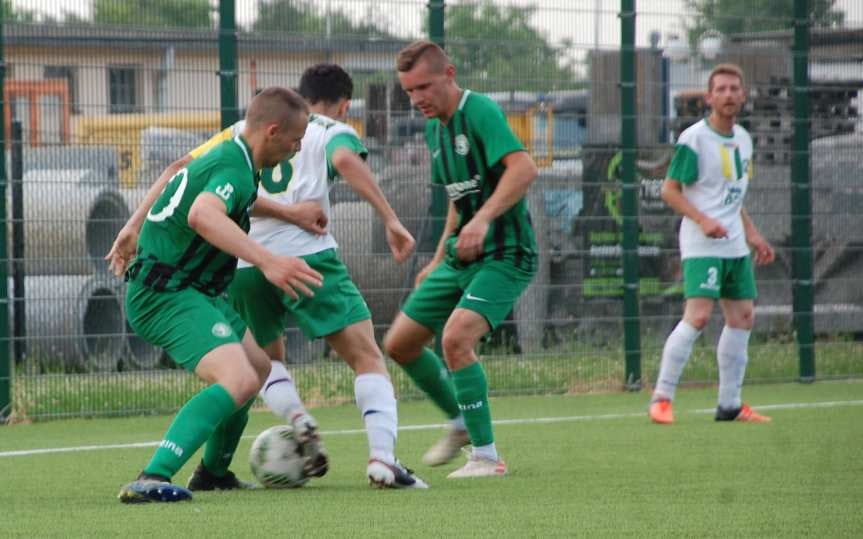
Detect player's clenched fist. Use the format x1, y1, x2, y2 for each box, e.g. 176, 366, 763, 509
455, 217, 489, 262
385, 219, 416, 264
699, 216, 728, 239
261, 256, 323, 300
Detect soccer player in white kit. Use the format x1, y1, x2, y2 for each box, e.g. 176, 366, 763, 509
649, 64, 775, 425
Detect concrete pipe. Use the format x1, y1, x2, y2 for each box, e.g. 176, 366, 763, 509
122, 317, 163, 370
111, 279, 163, 371
11, 177, 131, 275
78, 275, 126, 371
10, 274, 125, 371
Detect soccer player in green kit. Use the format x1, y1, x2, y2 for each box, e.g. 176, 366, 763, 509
115, 87, 322, 503
384, 40, 539, 478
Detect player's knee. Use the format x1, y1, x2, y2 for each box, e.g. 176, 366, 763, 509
381, 331, 397, 357
222, 362, 265, 403
236, 372, 263, 402
440, 331, 470, 362
728, 309, 754, 330
382, 331, 412, 364
687, 312, 711, 331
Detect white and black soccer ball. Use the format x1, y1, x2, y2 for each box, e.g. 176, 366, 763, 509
249, 425, 309, 488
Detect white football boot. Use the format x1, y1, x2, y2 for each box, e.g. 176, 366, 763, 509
367, 459, 429, 489
447, 453, 507, 479
421, 428, 471, 466
291, 412, 329, 478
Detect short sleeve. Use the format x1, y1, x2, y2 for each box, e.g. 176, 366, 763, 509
469, 96, 525, 168
667, 143, 699, 185
202, 165, 255, 214
325, 132, 368, 180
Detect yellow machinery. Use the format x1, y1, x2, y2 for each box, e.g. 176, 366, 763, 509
509, 106, 554, 167
75, 112, 221, 188
75, 112, 366, 189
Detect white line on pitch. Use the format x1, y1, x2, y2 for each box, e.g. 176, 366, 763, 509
1, 399, 862, 458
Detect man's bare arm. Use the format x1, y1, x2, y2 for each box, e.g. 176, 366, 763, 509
104, 154, 193, 276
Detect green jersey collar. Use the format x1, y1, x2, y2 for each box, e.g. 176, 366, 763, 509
457, 89, 472, 111
234, 134, 255, 172
702, 118, 734, 139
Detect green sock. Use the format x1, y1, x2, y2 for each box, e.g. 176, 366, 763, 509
144, 384, 237, 480
401, 348, 460, 420
202, 396, 254, 477
451, 362, 494, 446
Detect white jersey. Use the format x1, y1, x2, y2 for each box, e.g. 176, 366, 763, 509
219, 114, 362, 265
669, 119, 753, 259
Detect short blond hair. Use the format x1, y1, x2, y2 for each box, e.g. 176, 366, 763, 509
396, 39, 450, 73
708, 63, 745, 92
245, 86, 308, 130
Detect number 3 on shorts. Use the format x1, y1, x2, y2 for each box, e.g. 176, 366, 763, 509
705, 266, 718, 288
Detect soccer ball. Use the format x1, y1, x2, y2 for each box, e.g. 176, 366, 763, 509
249, 425, 309, 488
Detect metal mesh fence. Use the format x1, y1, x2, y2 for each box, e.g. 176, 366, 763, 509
1, 0, 861, 421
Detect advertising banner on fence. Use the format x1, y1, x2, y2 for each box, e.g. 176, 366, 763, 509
580, 144, 679, 301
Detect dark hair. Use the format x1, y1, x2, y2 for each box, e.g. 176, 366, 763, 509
396, 39, 449, 73
298, 63, 353, 105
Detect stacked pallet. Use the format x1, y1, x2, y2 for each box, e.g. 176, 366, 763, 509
672, 78, 859, 165
670, 90, 710, 140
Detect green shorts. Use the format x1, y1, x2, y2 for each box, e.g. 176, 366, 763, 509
682, 255, 757, 300
228, 249, 371, 347
125, 281, 246, 371
402, 259, 535, 335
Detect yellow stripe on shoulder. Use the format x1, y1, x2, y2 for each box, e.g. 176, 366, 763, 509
189, 127, 233, 159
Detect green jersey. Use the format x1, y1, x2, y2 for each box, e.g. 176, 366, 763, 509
127, 135, 260, 296
425, 90, 537, 272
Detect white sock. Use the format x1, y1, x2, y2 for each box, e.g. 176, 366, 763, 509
653, 321, 701, 401
451, 415, 466, 432
260, 360, 306, 422
472, 443, 498, 462
717, 326, 751, 410
354, 373, 398, 465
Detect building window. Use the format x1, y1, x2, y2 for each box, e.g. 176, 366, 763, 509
44, 65, 78, 113
108, 65, 139, 114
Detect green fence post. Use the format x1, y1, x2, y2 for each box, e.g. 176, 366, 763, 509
0, 4, 9, 422
792, 0, 815, 382
620, 0, 641, 390
10, 122, 24, 366
429, 0, 445, 48
428, 1, 446, 357
428, 0, 446, 242
219, 0, 239, 129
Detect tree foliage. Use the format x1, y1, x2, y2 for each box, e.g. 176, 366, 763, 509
1, 0, 36, 23
441, 1, 577, 92
92, 0, 212, 29
252, 0, 391, 38
685, 0, 844, 46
